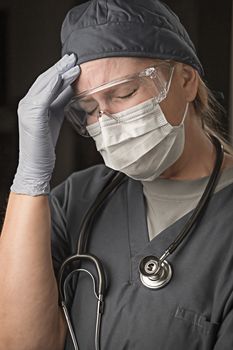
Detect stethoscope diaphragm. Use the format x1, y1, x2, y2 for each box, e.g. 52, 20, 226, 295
139, 255, 172, 289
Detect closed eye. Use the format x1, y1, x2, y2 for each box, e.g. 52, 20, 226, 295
116, 89, 138, 99
86, 107, 98, 116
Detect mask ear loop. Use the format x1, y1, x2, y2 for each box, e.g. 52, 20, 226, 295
170, 103, 189, 129
181, 102, 189, 124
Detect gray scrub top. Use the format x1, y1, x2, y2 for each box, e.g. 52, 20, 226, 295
50, 164, 233, 350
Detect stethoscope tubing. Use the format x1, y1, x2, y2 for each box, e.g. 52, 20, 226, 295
159, 136, 224, 262
58, 253, 106, 303
58, 172, 126, 350
58, 135, 224, 349
76, 172, 127, 254
59, 254, 105, 350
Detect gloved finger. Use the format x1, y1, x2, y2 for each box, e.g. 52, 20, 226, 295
20, 62, 78, 109
61, 64, 80, 83
38, 54, 77, 83
50, 85, 74, 112
48, 64, 80, 105
19, 66, 79, 113
24, 54, 77, 99
60, 65, 80, 91
48, 86, 75, 146
19, 74, 64, 109
34, 54, 75, 83
55, 53, 77, 74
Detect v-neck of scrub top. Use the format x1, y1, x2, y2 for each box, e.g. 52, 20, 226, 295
126, 166, 233, 282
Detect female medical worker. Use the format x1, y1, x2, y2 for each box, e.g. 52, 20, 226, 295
1, 0, 233, 349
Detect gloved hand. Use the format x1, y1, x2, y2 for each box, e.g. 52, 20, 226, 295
11, 53, 80, 196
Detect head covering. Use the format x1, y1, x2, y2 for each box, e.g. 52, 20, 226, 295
61, 0, 204, 76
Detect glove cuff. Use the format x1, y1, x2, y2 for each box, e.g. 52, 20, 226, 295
11, 176, 50, 196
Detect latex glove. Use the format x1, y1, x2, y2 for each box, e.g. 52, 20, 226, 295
11, 54, 80, 196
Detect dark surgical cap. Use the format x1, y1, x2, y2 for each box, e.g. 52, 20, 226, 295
61, 0, 204, 76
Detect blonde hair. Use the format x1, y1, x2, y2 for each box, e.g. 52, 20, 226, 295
193, 75, 233, 154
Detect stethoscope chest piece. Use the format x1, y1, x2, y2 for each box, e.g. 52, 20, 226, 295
139, 256, 172, 289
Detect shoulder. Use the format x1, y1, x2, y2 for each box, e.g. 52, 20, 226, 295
211, 181, 233, 222
50, 164, 118, 209
206, 181, 233, 255
222, 153, 233, 170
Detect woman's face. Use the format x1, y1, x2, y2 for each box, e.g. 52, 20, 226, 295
73, 57, 198, 126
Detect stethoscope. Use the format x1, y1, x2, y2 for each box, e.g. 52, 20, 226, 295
58, 136, 224, 350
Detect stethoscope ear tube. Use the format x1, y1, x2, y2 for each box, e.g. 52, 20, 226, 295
59, 253, 106, 350
61, 301, 79, 350
58, 171, 126, 303
58, 253, 106, 304
58, 171, 126, 350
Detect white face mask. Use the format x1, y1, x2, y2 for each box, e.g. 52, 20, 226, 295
86, 98, 188, 181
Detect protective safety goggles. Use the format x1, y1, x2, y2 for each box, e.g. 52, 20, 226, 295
65, 61, 175, 137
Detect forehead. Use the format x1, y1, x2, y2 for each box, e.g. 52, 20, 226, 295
74, 57, 158, 94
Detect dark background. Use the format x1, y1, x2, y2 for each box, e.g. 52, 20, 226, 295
0, 0, 232, 222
